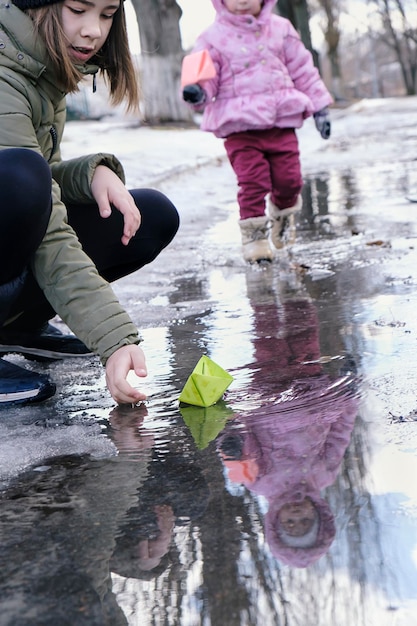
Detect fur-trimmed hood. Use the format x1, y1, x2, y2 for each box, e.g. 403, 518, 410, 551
265, 487, 336, 568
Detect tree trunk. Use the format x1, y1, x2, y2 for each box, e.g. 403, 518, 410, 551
377, 0, 417, 95
130, 0, 194, 124
319, 0, 343, 100
276, 0, 320, 69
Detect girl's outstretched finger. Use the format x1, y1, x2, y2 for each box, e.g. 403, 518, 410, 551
110, 380, 146, 405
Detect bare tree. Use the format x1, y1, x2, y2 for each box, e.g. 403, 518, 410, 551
276, 0, 319, 67
314, 0, 344, 99
371, 0, 417, 95
129, 0, 194, 123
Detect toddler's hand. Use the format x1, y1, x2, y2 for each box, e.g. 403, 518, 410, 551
105, 344, 147, 405
314, 108, 331, 139
182, 84, 206, 105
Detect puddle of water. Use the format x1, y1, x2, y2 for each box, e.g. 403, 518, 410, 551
2, 162, 417, 625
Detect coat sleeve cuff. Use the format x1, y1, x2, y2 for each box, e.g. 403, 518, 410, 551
87, 153, 126, 186
99, 335, 144, 366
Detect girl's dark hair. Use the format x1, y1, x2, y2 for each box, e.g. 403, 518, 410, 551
27, 2, 140, 111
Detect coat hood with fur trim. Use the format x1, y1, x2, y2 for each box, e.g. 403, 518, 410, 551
265, 487, 336, 568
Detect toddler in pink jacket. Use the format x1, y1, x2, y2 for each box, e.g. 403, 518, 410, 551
182, 0, 333, 263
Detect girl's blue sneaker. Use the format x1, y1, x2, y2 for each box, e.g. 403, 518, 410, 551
0, 358, 56, 405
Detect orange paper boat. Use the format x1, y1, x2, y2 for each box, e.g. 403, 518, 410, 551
181, 50, 216, 88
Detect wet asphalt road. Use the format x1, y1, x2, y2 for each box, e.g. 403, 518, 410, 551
1, 98, 417, 625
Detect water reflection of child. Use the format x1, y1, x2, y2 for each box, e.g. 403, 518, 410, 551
134, 504, 175, 573
110, 434, 210, 580
218, 297, 358, 567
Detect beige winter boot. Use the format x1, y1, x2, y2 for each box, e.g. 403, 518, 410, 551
238, 216, 274, 263
266, 194, 302, 249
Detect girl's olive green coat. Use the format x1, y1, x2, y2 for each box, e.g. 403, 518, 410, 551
0, 3, 140, 363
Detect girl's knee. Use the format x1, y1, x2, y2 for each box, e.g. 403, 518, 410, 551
0, 148, 52, 212
0, 148, 50, 184
130, 188, 180, 242
0, 149, 52, 239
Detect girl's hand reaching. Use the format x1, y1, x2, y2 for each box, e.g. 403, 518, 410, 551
91, 165, 141, 246
105, 344, 148, 405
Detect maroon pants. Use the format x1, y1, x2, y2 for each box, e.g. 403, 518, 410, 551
224, 127, 303, 220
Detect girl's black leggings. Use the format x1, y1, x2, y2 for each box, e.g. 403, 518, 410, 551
0, 148, 179, 327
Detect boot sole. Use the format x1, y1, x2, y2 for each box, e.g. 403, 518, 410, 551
0, 386, 55, 404
0, 381, 56, 405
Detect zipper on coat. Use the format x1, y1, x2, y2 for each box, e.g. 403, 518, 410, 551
49, 125, 58, 161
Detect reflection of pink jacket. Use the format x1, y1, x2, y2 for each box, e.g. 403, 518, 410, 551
223, 375, 358, 498
190, 0, 333, 138
221, 375, 358, 568
243, 376, 358, 498
219, 298, 358, 567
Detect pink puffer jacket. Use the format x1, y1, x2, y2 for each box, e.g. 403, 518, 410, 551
190, 0, 333, 138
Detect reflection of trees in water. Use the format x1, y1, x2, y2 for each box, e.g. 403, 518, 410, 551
201, 417, 379, 626
112, 414, 386, 626
301, 172, 361, 238
113, 446, 294, 625
324, 409, 393, 623
111, 416, 374, 623
110, 271, 392, 625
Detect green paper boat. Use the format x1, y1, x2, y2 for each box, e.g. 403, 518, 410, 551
178, 355, 234, 407
180, 401, 235, 449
